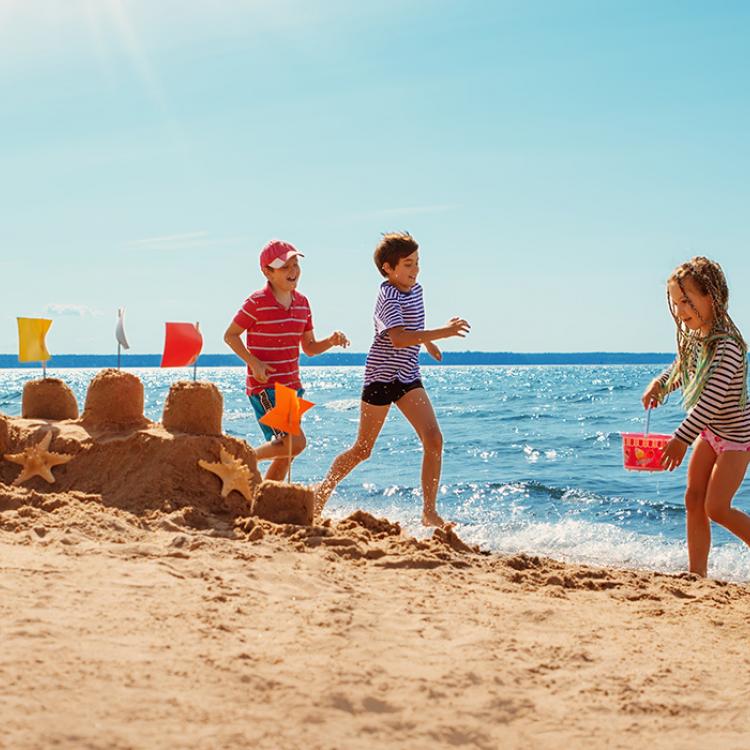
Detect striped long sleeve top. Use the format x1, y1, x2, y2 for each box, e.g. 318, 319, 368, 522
658, 338, 750, 444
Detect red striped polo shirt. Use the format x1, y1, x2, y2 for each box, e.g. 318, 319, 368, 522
233, 284, 314, 395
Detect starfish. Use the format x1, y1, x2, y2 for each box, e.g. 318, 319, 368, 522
198, 446, 255, 501
4, 432, 74, 485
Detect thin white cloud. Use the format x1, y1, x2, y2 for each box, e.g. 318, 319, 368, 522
45, 303, 102, 318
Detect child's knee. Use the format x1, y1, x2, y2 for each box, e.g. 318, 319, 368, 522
705, 498, 730, 524
421, 427, 443, 453
291, 434, 307, 456
351, 442, 373, 462
684, 486, 706, 513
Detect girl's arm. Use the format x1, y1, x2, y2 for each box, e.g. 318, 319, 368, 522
673, 339, 745, 444
388, 317, 470, 348
643, 359, 681, 408
657, 359, 682, 393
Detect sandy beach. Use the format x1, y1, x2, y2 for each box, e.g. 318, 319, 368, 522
3, 486, 750, 750
2, 376, 750, 750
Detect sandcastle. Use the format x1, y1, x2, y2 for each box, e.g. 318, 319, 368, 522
22, 378, 79, 420
0, 371, 314, 526
81, 368, 148, 429
163, 380, 223, 436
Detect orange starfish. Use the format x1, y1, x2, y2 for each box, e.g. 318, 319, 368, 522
4, 432, 73, 485
198, 446, 255, 501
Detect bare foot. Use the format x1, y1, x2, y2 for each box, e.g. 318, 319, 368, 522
422, 510, 452, 528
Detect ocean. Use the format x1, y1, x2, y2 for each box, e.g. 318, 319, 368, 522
3, 364, 750, 582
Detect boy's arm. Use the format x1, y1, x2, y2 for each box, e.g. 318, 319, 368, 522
300, 329, 350, 357
223, 322, 275, 382
388, 317, 470, 348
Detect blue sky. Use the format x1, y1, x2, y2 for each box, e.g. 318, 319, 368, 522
1, 0, 748, 355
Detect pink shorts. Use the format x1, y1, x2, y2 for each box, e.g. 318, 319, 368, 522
701, 427, 750, 454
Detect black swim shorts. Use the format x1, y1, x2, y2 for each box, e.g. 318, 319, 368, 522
361, 379, 424, 406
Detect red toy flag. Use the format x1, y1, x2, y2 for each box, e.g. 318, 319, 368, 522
160, 322, 203, 368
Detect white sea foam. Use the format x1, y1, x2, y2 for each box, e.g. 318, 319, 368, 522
327, 497, 750, 583
322, 398, 360, 412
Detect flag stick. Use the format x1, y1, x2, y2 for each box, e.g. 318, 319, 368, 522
42, 361, 46, 379
287, 433, 293, 483
117, 343, 121, 371
193, 322, 199, 382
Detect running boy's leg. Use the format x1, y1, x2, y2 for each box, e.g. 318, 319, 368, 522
704, 451, 750, 547
314, 402, 391, 514
263, 432, 307, 481
394, 387, 445, 527
684, 437, 717, 576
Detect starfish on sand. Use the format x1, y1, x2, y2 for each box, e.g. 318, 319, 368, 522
198, 446, 255, 501
4, 431, 74, 485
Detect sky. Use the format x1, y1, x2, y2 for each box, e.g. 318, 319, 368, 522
1, 0, 749, 355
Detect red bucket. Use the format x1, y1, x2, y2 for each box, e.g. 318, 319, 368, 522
621, 432, 671, 472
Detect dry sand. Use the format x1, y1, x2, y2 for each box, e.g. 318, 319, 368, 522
2, 489, 750, 750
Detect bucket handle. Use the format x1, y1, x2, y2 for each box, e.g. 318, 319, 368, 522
644, 406, 652, 436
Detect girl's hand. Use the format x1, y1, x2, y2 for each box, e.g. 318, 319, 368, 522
252, 360, 276, 383
661, 437, 688, 471
641, 379, 663, 409
446, 317, 471, 338
328, 331, 350, 348
425, 341, 442, 361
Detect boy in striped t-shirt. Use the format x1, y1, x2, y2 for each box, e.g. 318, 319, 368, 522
224, 240, 349, 480
315, 232, 470, 527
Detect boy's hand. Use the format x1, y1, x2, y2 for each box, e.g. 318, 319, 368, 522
328, 331, 350, 348
661, 437, 688, 471
425, 341, 442, 361
641, 379, 663, 409
446, 317, 471, 338
252, 361, 276, 383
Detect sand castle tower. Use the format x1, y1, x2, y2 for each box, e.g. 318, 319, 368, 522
162, 381, 223, 436
81, 369, 148, 429
22, 378, 79, 420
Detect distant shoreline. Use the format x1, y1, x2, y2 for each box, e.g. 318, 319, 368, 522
0, 352, 678, 369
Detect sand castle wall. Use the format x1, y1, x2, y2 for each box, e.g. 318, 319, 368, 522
22, 379, 79, 420
253, 480, 314, 526
162, 381, 223, 436
81, 369, 147, 429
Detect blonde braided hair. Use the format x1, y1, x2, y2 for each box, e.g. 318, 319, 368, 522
664, 256, 747, 409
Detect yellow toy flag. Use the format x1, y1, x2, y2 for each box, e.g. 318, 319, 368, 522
17, 317, 52, 363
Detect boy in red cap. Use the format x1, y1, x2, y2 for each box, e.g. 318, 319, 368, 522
224, 240, 349, 479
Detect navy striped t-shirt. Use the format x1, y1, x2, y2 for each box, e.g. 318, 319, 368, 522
364, 281, 425, 386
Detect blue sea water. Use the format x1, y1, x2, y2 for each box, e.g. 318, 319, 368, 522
2, 365, 750, 582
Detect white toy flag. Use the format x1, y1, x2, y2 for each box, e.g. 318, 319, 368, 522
116, 308, 130, 369
116, 308, 130, 350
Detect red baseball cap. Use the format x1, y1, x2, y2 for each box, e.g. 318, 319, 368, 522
259, 239, 304, 269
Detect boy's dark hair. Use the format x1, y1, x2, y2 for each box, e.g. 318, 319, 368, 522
373, 232, 419, 277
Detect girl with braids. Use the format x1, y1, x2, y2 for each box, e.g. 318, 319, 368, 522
642, 257, 750, 577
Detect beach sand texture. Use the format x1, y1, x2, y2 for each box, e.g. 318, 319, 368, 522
2, 375, 750, 749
